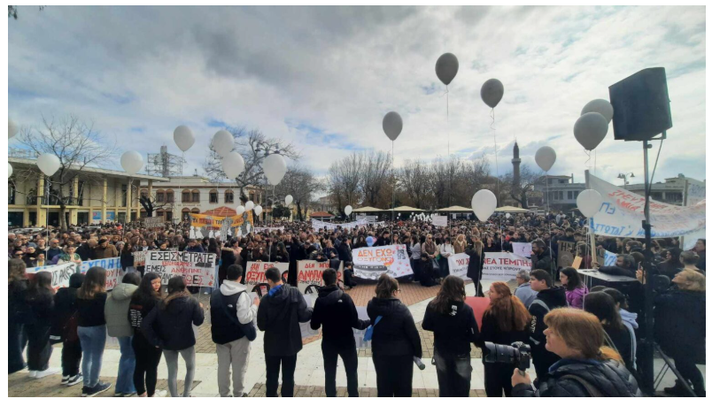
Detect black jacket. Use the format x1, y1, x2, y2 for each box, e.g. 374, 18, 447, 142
141, 295, 204, 350
422, 300, 479, 356
338, 243, 353, 263
528, 287, 567, 379
465, 247, 485, 282
76, 243, 95, 261
129, 294, 160, 337
654, 289, 705, 360
512, 358, 640, 397
310, 286, 369, 349
367, 297, 422, 358
76, 293, 107, 327
50, 286, 80, 342
531, 249, 552, 274
25, 288, 54, 327
479, 310, 530, 356
9, 278, 30, 324
257, 284, 313, 356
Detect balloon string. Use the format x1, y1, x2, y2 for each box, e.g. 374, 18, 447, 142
446, 85, 450, 158
594, 149, 597, 175
491, 108, 500, 196
585, 150, 591, 169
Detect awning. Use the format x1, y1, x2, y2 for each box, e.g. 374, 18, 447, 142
353, 206, 385, 213
495, 206, 529, 213
392, 206, 425, 212
436, 206, 473, 212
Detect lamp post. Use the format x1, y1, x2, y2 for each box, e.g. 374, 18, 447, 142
617, 172, 634, 189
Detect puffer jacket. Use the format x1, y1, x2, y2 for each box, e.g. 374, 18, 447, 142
565, 286, 589, 309
104, 283, 138, 337
367, 297, 422, 358
141, 294, 204, 350
512, 358, 641, 397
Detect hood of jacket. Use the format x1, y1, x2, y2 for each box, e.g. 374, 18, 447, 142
164, 294, 195, 314
220, 280, 248, 296
110, 283, 138, 301
368, 297, 403, 317
537, 286, 568, 308
318, 285, 344, 299
266, 284, 291, 304
547, 358, 639, 396
620, 309, 638, 329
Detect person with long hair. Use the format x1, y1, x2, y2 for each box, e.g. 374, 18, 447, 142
76, 267, 112, 397
480, 282, 531, 397
24, 271, 58, 379
367, 274, 422, 397
657, 247, 683, 278
465, 236, 485, 297
51, 273, 85, 387
105, 272, 141, 397
559, 267, 588, 309
453, 234, 467, 254
9, 258, 29, 374
511, 308, 640, 397
142, 276, 204, 397
422, 276, 479, 397
583, 292, 633, 370
129, 273, 165, 397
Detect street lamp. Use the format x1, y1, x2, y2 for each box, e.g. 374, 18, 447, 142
617, 172, 635, 189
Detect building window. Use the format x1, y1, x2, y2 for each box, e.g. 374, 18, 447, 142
156, 190, 165, 203
9, 182, 16, 205
122, 184, 128, 207
182, 208, 190, 221
182, 190, 191, 203
210, 190, 218, 204
166, 190, 174, 203
559, 191, 564, 200
192, 190, 200, 203
225, 190, 234, 204
77, 181, 85, 206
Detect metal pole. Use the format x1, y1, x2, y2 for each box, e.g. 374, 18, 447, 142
639, 138, 656, 395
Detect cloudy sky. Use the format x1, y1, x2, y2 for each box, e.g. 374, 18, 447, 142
8, 5, 706, 188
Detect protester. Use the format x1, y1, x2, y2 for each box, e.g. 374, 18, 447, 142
368, 274, 422, 397
479, 282, 531, 397
76, 267, 111, 397
527, 269, 567, 381
129, 273, 165, 397
142, 276, 204, 397
692, 239, 705, 272
679, 250, 704, 276
559, 267, 588, 309
583, 292, 633, 369
465, 236, 485, 297
531, 239, 552, 275
257, 267, 313, 397
511, 308, 640, 397
51, 272, 85, 386
310, 269, 369, 397
105, 272, 140, 397
94, 238, 118, 259
514, 270, 537, 309
343, 262, 357, 289
595, 287, 637, 370
24, 271, 58, 379
594, 254, 636, 277
438, 236, 454, 277
210, 264, 259, 398
9, 258, 29, 374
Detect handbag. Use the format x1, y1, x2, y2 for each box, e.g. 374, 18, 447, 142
363, 316, 383, 342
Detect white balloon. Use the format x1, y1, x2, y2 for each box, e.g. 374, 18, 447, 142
576, 189, 603, 218
581, 99, 614, 123
236, 205, 245, 215
222, 152, 245, 180
9, 118, 19, 139
245, 200, 255, 212
262, 153, 287, 186
574, 112, 609, 151
254, 205, 263, 216
173, 125, 195, 152
8, 163, 13, 177
471, 189, 497, 222
505, 213, 511, 219
535, 146, 557, 172
285, 195, 293, 206
382, 112, 403, 141
37, 153, 61, 177
120, 151, 144, 175
344, 205, 353, 216
212, 130, 235, 155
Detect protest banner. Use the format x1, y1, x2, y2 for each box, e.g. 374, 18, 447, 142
244, 261, 290, 286
603, 250, 618, 266
296, 260, 344, 293
311, 219, 368, 231
481, 252, 532, 281
144, 251, 216, 287
80, 257, 124, 290
300, 294, 320, 339
189, 212, 254, 239
512, 242, 532, 258
572, 256, 583, 269
557, 241, 575, 268
353, 307, 371, 349
448, 253, 470, 277
27, 262, 76, 290
254, 226, 285, 233
432, 215, 448, 227
351, 244, 412, 280
144, 216, 165, 229
587, 173, 706, 238
133, 251, 146, 267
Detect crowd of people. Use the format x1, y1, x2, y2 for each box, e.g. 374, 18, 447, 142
7, 210, 707, 397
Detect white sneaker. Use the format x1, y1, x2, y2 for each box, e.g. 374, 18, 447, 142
35, 368, 61, 379
29, 371, 38, 378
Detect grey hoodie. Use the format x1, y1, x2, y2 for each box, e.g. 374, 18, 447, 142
105, 283, 138, 338
220, 280, 258, 325
620, 309, 638, 369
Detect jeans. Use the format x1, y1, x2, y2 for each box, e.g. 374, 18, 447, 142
265, 354, 297, 397
483, 361, 513, 397
434, 350, 472, 397
78, 325, 107, 387
115, 336, 136, 394
216, 337, 251, 397
132, 333, 163, 396
9, 320, 26, 374
26, 323, 52, 372
321, 341, 359, 397
61, 339, 82, 377
164, 347, 196, 397
373, 354, 413, 397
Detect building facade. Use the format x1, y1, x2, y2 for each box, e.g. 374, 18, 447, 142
535, 175, 587, 211
9, 157, 167, 227
624, 174, 706, 206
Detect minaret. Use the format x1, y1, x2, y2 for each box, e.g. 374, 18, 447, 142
512, 141, 521, 189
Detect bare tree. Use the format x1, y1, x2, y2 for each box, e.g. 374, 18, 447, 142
360, 151, 393, 208
328, 153, 364, 212
270, 166, 324, 220
398, 160, 431, 209
502, 165, 544, 208
13, 115, 117, 230
203, 127, 299, 201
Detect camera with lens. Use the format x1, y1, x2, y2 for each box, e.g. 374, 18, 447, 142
484, 341, 532, 372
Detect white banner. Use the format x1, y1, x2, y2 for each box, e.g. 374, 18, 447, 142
351, 244, 413, 280
587, 173, 705, 238
254, 227, 285, 233
144, 216, 165, 229
244, 261, 290, 286
80, 257, 124, 290
448, 253, 470, 277
432, 215, 448, 227
482, 252, 532, 281
512, 242, 533, 258
27, 262, 76, 290
311, 218, 368, 231
685, 182, 706, 207
603, 250, 618, 266
144, 251, 216, 287
296, 260, 344, 289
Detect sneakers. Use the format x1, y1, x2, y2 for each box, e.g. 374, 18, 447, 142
67, 374, 83, 387
115, 391, 137, 397
28, 371, 38, 378
34, 368, 60, 379
82, 381, 112, 397
61, 375, 70, 385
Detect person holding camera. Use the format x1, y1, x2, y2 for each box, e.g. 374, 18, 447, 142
422, 276, 479, 397
511, 308, 640, 397
480, 282, 531, 397
527, 269, 567, 381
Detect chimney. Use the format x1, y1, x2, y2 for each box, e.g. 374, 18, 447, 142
571, 173, 574, 183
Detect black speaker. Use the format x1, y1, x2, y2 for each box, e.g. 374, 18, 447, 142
609, 67, 672, 141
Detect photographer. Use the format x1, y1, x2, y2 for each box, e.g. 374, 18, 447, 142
511, 308, 640, 397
